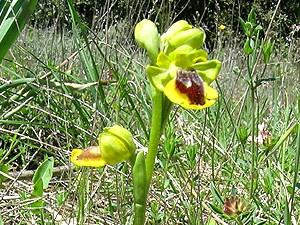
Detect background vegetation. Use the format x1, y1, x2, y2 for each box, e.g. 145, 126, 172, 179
0, 0, 299, 224
30, 0, 300, 49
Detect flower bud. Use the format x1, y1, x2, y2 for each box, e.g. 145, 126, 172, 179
99, 125, 136, 165
71, 125, 136, 167
134, 19, 160, 65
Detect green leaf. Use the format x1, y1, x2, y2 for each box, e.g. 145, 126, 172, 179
210, 182, 224, 205
0, 214, 3, 225
32, 178, 43, 197
266, 124, 298, 160
262, 40, 275, 63
247, 8, 257, 25
0, 164, 9, 187
254, 25, 263, 34
30, 178, 43, 214
207, 218, 217, 225
237, 126, 248, 145
32, 158, 54, 189
56, 191, 68, 206
0, 0, 38, 62
209, 203, 224, 214
241, 210, 254, 224
254, 77, 279, 89
239, 17, 247, 35
284, 197, 291, 225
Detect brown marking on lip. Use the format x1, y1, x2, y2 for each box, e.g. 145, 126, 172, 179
175, 69, 205, 105
77, 146, 101, 160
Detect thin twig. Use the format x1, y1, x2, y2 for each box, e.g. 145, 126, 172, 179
8, 165, 74, 180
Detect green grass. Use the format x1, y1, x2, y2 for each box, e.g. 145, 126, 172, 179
0, 1, 299, 225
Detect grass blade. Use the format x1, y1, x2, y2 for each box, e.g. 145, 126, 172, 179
0, 0, 38, 61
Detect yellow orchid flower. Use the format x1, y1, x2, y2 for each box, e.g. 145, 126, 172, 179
135, 19, 221, 110
146, 46, 221, 109
71, 125, 136, 167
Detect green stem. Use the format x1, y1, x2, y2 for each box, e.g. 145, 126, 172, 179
236, 217, 244, 225
133, 88, 164, 225
248, 54, 257, 198
134, 204, 146, 225
250, 84, 256, 198
145, 89, 163, 188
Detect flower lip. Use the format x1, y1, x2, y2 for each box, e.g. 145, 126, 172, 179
71, 146, 106, 167
176, 69, 205, 105
76, 146, 101, 160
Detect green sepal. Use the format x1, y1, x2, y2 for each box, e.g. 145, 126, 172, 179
161, 20, 192, 42
103, 125, 136, 155
99, 125, 136, 165
166, 28, 205, 54
134, 19, 160, 65
169, 45, 208, 68
192, 60, 222, 84
146, 65, 170, 91
156, 52, 171, 69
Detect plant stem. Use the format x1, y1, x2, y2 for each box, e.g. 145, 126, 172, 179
248, 53, 257, 198
145, 89, 163, 188
236, 217, 244, 225
133, 203, 146, 225
133, 88, 164, 225
250, 84, 257, 198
